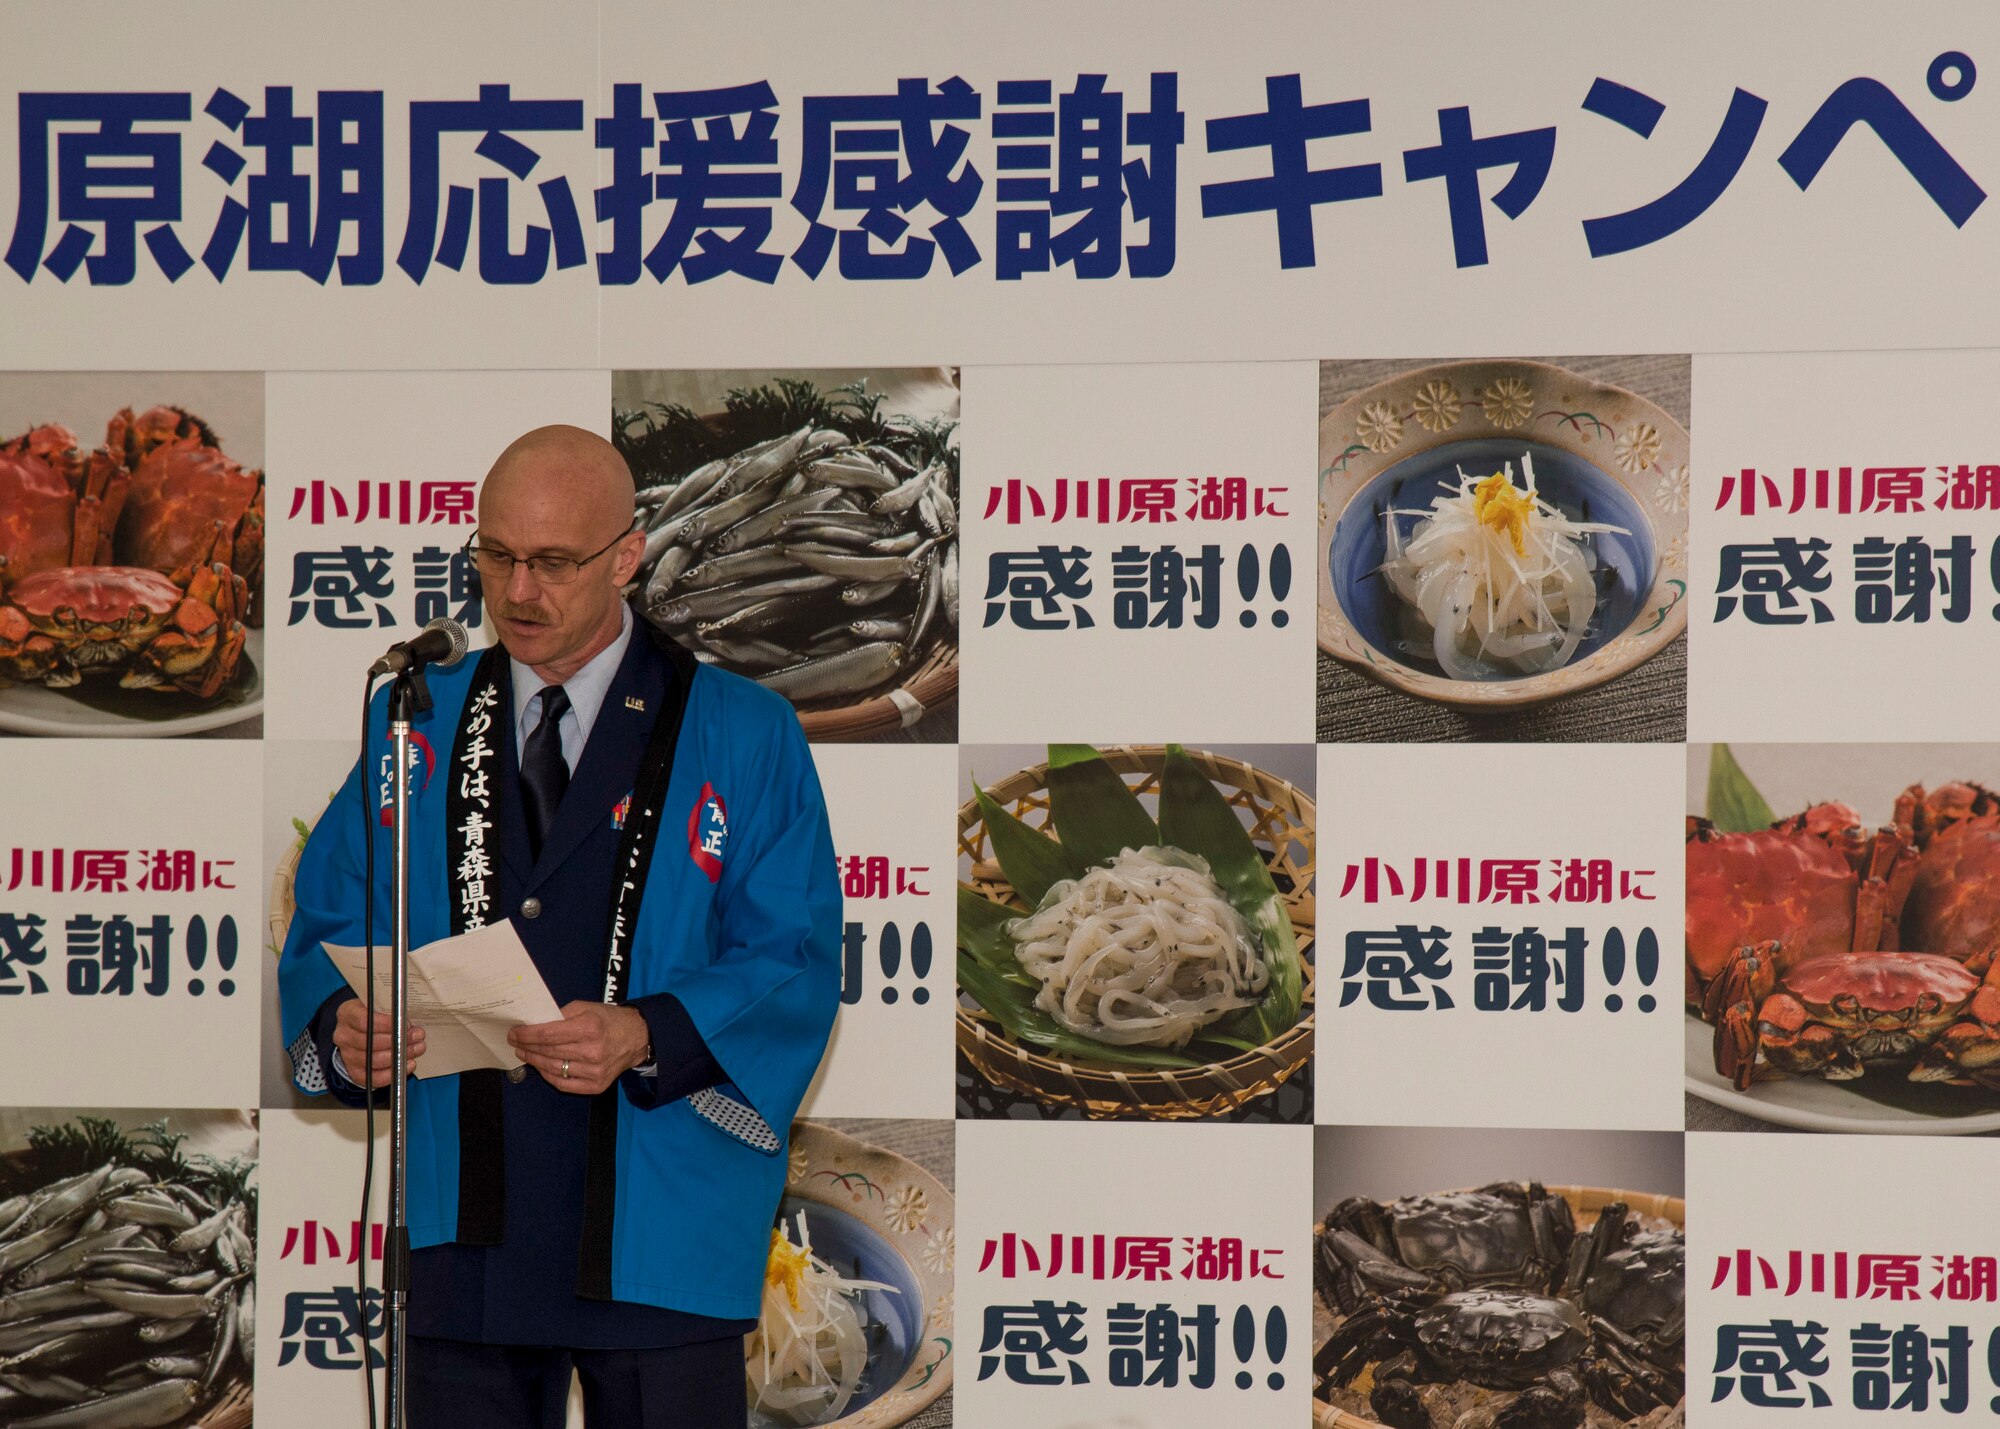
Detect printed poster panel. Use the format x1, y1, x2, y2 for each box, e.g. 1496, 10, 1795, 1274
5, 6, 2000, 369
1685, 741, 2000, 1136
799, 745, 956, 1119
1689, 349, 2000, 742
1313, 1124, 1686, 1428
0, 741, 262, 1107
956, 1119, 1311, 1429
1315, 354, 1690, 744
590, 2, 2000, 369
1689, 1129, 2000, 1425
0, 1105, 259, 1429
264, 368, 609, 741
612, 366, 961, 744
757, 1118, 957, 1428
0, 0, 600, 371
1318, 741, 1682, 1130
0, 370, 264, 739
255, 1108, 387, 1429
955, 741, 1316, 1125
961, 362, 1316, 744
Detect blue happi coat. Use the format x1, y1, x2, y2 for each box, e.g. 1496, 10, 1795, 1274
277, 623, 841, 1324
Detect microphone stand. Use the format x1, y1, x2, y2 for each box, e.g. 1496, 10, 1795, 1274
382, 663, 432, 1429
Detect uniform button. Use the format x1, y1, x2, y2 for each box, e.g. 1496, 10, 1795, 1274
507, 1065, 527, 1083
520, 897, 542, 919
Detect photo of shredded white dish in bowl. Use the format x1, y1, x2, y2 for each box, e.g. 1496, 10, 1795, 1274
1379, 453, 1632, 681
749, 1121, 952, 1429
1318, 358, 1689, 724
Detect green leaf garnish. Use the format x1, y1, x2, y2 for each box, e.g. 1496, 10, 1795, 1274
1707, 743, 1776, 833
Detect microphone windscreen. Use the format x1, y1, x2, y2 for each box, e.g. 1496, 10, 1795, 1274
424, 617, 470, 667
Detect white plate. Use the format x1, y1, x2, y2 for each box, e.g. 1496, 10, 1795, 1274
1685, 1014, 2000, 1135
0, 628, 262, 737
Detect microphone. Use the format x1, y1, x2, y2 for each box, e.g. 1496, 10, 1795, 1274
368, 617, 469, 677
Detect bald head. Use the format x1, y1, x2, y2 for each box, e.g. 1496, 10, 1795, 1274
476, 424, 646, 683
482, 424, 635, 533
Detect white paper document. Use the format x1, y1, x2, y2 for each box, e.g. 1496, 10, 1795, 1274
323, 921, 564, 1078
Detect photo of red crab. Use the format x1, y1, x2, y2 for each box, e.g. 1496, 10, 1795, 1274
1898, 780, 2000, 968
0, 423, 127, 577
1684, 801, 1914, 1005
0, 405, 262, 706
0, 563, 249, 699
1687, 751, 2000, 1099
107, 404, 265, 625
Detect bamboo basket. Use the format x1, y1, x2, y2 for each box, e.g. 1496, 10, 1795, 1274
794, 633, 955, 741
956, 745, 1316, 1119
270, 830, 305, 958
1547, 1182, 1685, 1228
198, 1379, 253, 1429
1311, 1183, 1685, 1427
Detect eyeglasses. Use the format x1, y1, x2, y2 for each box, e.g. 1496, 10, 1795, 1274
461, 529, 630, 585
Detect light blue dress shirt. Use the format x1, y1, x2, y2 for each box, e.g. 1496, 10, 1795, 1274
509, 602, 635, 772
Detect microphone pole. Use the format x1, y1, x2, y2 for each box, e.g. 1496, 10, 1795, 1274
368, 617, 460, 1429
384, 662, 421, 1429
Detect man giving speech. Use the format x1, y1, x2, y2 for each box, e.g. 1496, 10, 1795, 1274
277, 425, 843, 1427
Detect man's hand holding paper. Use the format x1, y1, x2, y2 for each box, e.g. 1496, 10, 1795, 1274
332, 998, 428, 1087
323, 919, 564, 1079
508, 1002, 653, 1096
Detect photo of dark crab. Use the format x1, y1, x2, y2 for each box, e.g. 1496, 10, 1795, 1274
612, 367, 958, 743
1313, 1127, 1684, 1429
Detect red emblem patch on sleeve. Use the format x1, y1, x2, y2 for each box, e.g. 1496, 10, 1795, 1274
376, 730, 438, 826
687, 781, 728, 882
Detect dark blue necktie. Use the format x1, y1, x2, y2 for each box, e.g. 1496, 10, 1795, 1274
520, 684, 571, 859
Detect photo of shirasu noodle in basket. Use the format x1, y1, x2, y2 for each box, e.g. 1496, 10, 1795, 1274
746, 1209, 900, 1427
1380, 452, 1628, 681
1007, 846, 1272, 1049
956, 743, 1306, 1084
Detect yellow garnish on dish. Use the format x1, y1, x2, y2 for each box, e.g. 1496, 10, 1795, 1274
1472, 470, 1533, 556
747, 1210, 902, 1426
765, 1226, 809, 1312
1378, 452, 1632, 681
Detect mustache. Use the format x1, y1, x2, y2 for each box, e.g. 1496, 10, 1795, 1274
496, 602, 555, 623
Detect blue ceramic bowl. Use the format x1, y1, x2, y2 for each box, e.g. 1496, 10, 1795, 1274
749, 1194, 927, 1427
1317, 360, 1691, 711
1328, 437, 1657, 680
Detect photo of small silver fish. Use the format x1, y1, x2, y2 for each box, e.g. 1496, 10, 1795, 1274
0, 1114, 256, 1428
614, 376, 960, 719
